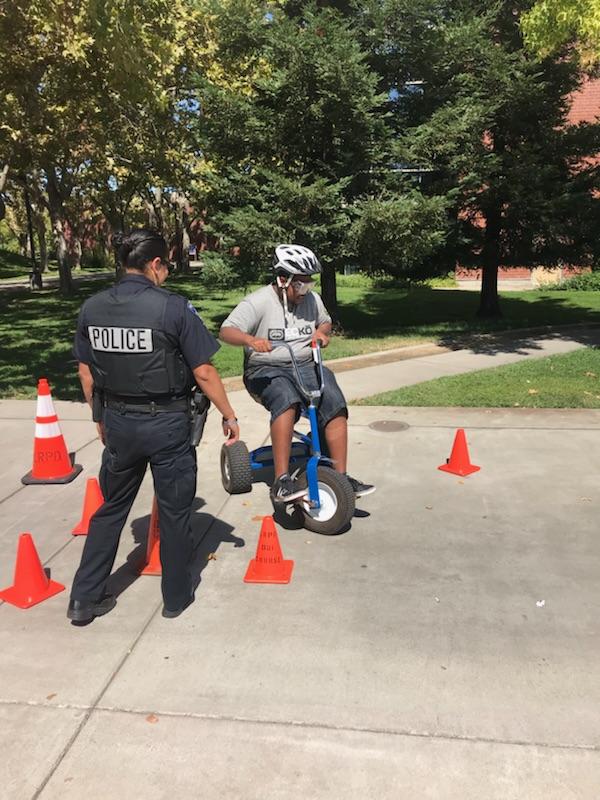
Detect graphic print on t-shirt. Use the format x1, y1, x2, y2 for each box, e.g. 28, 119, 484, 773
268, 324, 313, 342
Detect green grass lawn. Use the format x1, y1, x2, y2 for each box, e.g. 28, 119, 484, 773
355, 347, 600, 408
1, 270, 600, 400
0, 248, 46, 280
0, 247, 110, 282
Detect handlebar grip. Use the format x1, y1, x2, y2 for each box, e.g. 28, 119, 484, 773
312, 340, 320, 363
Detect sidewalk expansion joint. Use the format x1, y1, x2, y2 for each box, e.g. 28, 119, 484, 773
2, 698, 596, 755
28, 438, 266, 797
30, 596, 164, 800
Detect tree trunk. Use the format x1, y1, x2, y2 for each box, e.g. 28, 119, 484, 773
320, 261, 338, 320
26, 174, 49, 271
181, 217, 191, 274
145, 187, 163, 232
23, 181, 43, 289
171, 193, 191, 274
35, 211, 48, 271
70, 237, 82, 271
46, 167, 74, 295
18, 233, 28, 257
0, 163, 8, 222
477, 202, 502, 318
144, 197, 159, 229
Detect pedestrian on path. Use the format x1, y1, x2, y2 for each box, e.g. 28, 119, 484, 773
68, 228, 240, 623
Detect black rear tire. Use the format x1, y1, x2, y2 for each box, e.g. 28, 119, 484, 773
221, 441, 253, 494
296, 466, 355, 535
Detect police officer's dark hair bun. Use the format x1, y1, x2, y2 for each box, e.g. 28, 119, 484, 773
112, 228, 168, 270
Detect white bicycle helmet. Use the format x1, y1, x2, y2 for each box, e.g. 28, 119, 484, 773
273, 244, 322, 276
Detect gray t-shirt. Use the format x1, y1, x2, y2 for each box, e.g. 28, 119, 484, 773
221, 284, 331, 371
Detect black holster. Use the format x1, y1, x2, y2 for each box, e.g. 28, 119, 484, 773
92, 389, 103, 423
190, 389, 211, 447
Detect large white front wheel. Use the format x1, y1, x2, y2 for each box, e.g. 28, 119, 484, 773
297, 466, 355, 535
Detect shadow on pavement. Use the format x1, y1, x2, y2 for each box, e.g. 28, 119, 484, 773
438, 324, 600, 356
189, 510, 245, 591
105, 497, 245, 599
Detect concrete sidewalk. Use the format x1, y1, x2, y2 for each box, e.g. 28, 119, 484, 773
1, 328, 599, 798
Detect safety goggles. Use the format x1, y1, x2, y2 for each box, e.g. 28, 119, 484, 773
291, 279, 314, 295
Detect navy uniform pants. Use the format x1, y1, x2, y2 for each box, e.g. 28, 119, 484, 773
70, 408, 197, 611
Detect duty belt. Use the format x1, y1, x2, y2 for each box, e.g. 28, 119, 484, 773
104, 395, 190, 415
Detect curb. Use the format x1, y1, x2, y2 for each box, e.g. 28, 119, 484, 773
222, 322, 600, 392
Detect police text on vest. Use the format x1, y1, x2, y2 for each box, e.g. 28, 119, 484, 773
88, 326, 154, 352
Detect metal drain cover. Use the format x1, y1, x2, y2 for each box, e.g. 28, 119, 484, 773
368, 420, 409, 432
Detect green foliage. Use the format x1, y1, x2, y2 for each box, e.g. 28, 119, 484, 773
423, 272, 457, 288
361, 0, 600, 316
547, 270, 600, 290
209, 170, 353, 279
195, 2, 388, 310
0, 222, 19, 251
330, 272, 375, 289
522, 0, 600, 64
81, 247, 112, 271
349, 193, 449, 277
198, 253, 242, 289
2, 0, 600, 325
0, 0, 204, 291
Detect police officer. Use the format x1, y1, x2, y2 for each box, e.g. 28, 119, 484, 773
68, 229, 239, 623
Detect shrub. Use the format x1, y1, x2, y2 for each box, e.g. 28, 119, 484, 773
424, 272, 457, 288
547, 270, 600, 291
334, 272, 375, 289
82, 247, 112, 270
199, 253, 240, 289
349, 193, 449, 278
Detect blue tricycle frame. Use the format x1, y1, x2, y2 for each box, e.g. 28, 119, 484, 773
249, 340, 326, 510
220, 340, 356, 535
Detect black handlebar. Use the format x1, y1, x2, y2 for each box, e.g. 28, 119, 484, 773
269, 340, 325, 400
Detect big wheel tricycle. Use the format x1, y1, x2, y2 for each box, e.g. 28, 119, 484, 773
220, 341, 355, 535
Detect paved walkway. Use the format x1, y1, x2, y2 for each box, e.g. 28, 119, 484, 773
1, 327, 599, 798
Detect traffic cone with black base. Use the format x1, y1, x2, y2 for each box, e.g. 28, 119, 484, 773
72, 477, 104, 535
244, 515, 293, 584
22, 377, 82, 485
140, 496, 161, 575
0, 533, 65, 608
438, 428, 480, 477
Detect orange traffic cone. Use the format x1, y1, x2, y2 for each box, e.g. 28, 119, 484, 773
438, 428, 480, 477
21, 378, 83, 485
0, 533, 65, 608
71, 477, 104, 536
244, 515, 294, 584
140, 497, 161, 575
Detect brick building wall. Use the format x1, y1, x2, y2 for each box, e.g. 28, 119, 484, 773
458, 78, 599, 281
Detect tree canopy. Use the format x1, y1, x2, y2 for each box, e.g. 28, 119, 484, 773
0, 0, 598, 318
522, 0, 600, 64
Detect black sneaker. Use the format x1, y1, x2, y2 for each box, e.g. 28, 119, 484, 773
346, 475, 376, 498
67, 594, 116, 624
162, 593, 195, 619
270, 473, 308, 504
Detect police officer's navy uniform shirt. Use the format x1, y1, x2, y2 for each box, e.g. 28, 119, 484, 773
74, 273, 220, 369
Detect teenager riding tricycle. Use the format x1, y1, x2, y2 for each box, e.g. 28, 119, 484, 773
219, 244, 375, 535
